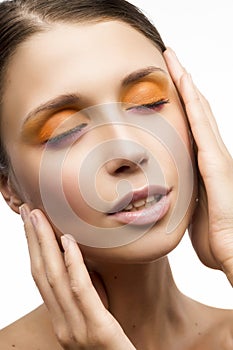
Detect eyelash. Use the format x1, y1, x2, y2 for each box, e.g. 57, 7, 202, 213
126, 98, 170, 113
44, 99, 169, 147
45, 123, 88, 147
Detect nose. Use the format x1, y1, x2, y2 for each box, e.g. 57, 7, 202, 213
105, 146, 148, 176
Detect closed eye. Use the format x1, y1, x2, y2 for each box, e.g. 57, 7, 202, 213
45, 123, 88, 147
126, 99, 170, 114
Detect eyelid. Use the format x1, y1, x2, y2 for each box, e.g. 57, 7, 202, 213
45, 122, 88, 147
121, 72, 170, 103
126, 98, 170, 109
21, 107, 88, 145
39, 109, 79, 138
124, 99, 170, 115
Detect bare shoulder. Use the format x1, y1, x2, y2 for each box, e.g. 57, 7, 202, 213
189, 299, 233, 350
215, 308, 233, 349
0, 304, 62, 350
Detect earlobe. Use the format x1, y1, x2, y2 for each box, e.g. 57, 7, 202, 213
0, 176, 22, 214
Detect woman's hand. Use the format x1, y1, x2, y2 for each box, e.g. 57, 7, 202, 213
19, 205, 136, 349
164, 48, 233, 286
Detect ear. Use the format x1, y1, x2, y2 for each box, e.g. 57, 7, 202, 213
0, 175, 22, 214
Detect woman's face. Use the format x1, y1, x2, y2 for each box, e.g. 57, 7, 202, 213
1, 21, 197, 262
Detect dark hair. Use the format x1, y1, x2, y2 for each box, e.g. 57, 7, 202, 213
0, 0, 166, 180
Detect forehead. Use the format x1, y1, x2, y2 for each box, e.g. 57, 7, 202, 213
2, 21, 166, 128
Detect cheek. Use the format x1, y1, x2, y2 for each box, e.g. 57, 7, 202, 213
57, 146, 106, 225
168, 87, 193, 151
62, 163, 93, 220
7, 148, 40, 203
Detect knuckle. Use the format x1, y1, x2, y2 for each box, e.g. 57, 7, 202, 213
64, 255, 73, 270
70, 279, 83, 296
31, 261, 44, 281
35, 233, 43, 248
70, 278, 92, 299
70, 334, 86, 348
71, 329, 103, 348
46, 270, 61, 289
58, 327, 90, 349
55, 326, 71, 347
185, 94, 201, 107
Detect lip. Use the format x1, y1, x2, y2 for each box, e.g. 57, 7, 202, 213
107, 185, 172, 226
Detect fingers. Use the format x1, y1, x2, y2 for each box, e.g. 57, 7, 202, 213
180, 73, 221, 155
164, 48, 230, 157
61, 234, 108, 324
19, 204, 68, 330
164, 49, 233, 277
19, 204, 123, 348
23, 208, 82, 327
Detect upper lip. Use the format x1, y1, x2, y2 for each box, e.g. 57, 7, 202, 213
107, 185, 171, 214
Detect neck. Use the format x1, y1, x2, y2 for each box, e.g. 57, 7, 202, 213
86, 256, 190, 349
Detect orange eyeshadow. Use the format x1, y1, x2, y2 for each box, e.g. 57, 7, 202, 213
38, 109, 78, 141
122, 76, 169, 106
21, 109, 78, 144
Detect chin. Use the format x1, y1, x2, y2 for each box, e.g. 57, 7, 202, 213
79, 219, 189, 265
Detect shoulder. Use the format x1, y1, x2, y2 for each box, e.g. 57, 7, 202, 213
217, 310, 233, 349
191, 303, 233, 350
182, 294, 233, 350
0, 304, 62, 350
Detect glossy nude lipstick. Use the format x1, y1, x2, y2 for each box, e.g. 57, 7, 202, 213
108, 185, 171, 225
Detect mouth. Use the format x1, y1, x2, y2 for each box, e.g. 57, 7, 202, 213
108, 185, 172, 226
121, 193, 164, 212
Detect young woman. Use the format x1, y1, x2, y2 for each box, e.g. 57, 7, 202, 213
0, 0, 232, 349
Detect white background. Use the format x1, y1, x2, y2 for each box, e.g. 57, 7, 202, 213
0, 0, 232, 330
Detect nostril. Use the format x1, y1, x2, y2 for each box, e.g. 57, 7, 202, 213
105, 151, 148, 175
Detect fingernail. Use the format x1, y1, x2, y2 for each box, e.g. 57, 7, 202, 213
19, 204, 29, 223
165, 47, 177, 58
61, 235, 70, 250
30, 212, 38, 231
168, 47, 176, 56
61, 234, 76, 251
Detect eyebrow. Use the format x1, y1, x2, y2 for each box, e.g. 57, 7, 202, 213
24, 93, 80, 123
121, 66, 167, 86
23, 66, 167, 123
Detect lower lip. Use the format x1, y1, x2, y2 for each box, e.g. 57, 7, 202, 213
109, 194, 171, 226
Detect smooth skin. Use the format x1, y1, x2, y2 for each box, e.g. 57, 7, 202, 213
0, 22, 232, 350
